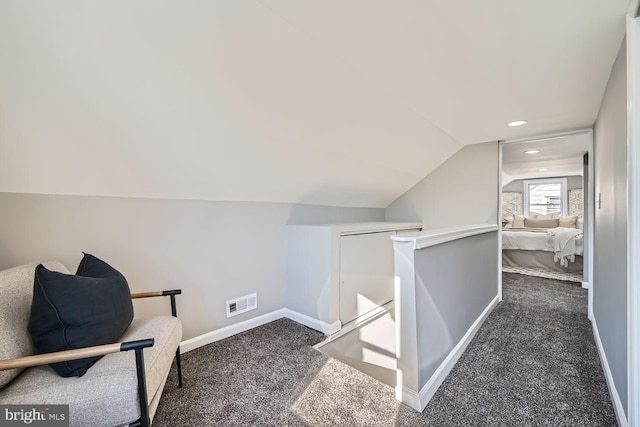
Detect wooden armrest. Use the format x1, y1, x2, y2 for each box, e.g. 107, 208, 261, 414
0, 339, 154, 371
131, 289, 182, 318
131, 291, 163, 299
131, 289, 182, 299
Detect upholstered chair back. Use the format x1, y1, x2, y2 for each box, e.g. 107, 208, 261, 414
0, 261, 70, 388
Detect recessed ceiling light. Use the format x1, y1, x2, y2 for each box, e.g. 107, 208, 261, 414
508, 120, 528, 127
538, 168, 549, 172
524, 149, 540, 154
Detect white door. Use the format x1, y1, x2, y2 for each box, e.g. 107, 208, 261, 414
339, 231, 395, 324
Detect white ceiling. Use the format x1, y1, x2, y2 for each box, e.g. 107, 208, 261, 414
0, 1, 629, 207
502, 131, 590, 184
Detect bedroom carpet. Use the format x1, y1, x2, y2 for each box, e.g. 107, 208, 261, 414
153, 273, 616, 426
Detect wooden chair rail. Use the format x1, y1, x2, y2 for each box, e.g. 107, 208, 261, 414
131, 291, 164, 299
0, 339, 155, 372
0, 343, 121, 371
131, 289, 182, 299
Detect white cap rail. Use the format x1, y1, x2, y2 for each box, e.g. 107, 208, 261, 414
391, 224, 499, 250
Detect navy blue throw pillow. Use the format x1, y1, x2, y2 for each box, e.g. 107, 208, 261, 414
28, 253, 134, 377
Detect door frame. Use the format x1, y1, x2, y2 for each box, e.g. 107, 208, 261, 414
498, 143, 503, 301
626, 1, 640, 424
498, 129, 594, 317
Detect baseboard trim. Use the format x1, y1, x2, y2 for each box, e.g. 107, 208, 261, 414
396, 385, 421, 411
283, 308, 341, 335
180, 308, 287, 354
413, 295, 500, 411
180, 308, 339, 353
591, 315, 628, 427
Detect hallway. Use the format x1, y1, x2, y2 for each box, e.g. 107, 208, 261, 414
418, 272, 617, 425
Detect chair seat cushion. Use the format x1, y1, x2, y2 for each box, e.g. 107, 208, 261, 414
0, 316, 182, 427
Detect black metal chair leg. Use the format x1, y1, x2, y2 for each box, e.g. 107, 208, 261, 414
175, 348, 183, 388
168, 293, 183, 388
133, 346, 151, 427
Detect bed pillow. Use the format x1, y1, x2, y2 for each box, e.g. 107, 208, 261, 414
524, 218, 559, 228
577, 218, 584, 230
512, 215, 525, 228
532, 212, 560, 219
503, 216, 514, 229
559, 216, 578, 228
28, 254, 134, 377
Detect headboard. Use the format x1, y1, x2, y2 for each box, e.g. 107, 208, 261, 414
502, 192, 522, 218
568, 189, 584, 217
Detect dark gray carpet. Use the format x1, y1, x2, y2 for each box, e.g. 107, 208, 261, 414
153, 273, 617, 426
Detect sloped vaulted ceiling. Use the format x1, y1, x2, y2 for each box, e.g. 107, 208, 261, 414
0, 1, 629, 208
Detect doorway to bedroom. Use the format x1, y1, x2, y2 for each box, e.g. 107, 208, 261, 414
499, 130, 593, 315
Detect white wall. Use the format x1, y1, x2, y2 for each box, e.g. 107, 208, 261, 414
0, 193, 383, 340
0, 1, 463, 209
593, 38, 628, 416
385, 141, 499, 228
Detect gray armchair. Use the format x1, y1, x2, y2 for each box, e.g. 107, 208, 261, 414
0, 261, 183, 427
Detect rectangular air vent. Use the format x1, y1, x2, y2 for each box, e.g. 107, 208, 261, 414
226, 293, 257, 318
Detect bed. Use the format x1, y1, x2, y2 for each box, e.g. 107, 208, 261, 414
502, 227, 584, 274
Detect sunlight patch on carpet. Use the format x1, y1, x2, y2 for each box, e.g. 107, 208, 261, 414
291, 358, 402, 426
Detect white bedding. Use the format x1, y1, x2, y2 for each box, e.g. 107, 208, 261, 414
502, 227, 584, 256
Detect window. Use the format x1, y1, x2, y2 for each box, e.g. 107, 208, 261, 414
523, 178, 567, 216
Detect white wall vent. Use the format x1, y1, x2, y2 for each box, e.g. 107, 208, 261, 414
226, 293, 257, 318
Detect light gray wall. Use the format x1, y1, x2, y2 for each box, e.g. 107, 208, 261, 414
385, 142, 499, 228
593, 38, 627, 415
285, 226, 334, 323
0, 193, 383, 340
502, 175, 583, 192
414, 232, 498, 386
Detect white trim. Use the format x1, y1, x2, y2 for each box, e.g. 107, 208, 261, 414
523, 177, 568, 217
396, 386, 421, 411
180, 308, 287, 354
402, 295, 500, 411
338, 222, 423, 236
313, 301, 394, 348
391, 224, 499, 250
500, 128, 592, 145
180, 308, 341, 354
498, 143, 503, 301
582, 281, 589, 289
587, 129, 595, 320
283, 308, 342, 335
592, 315, 628, 427
627, 11, 640, 427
